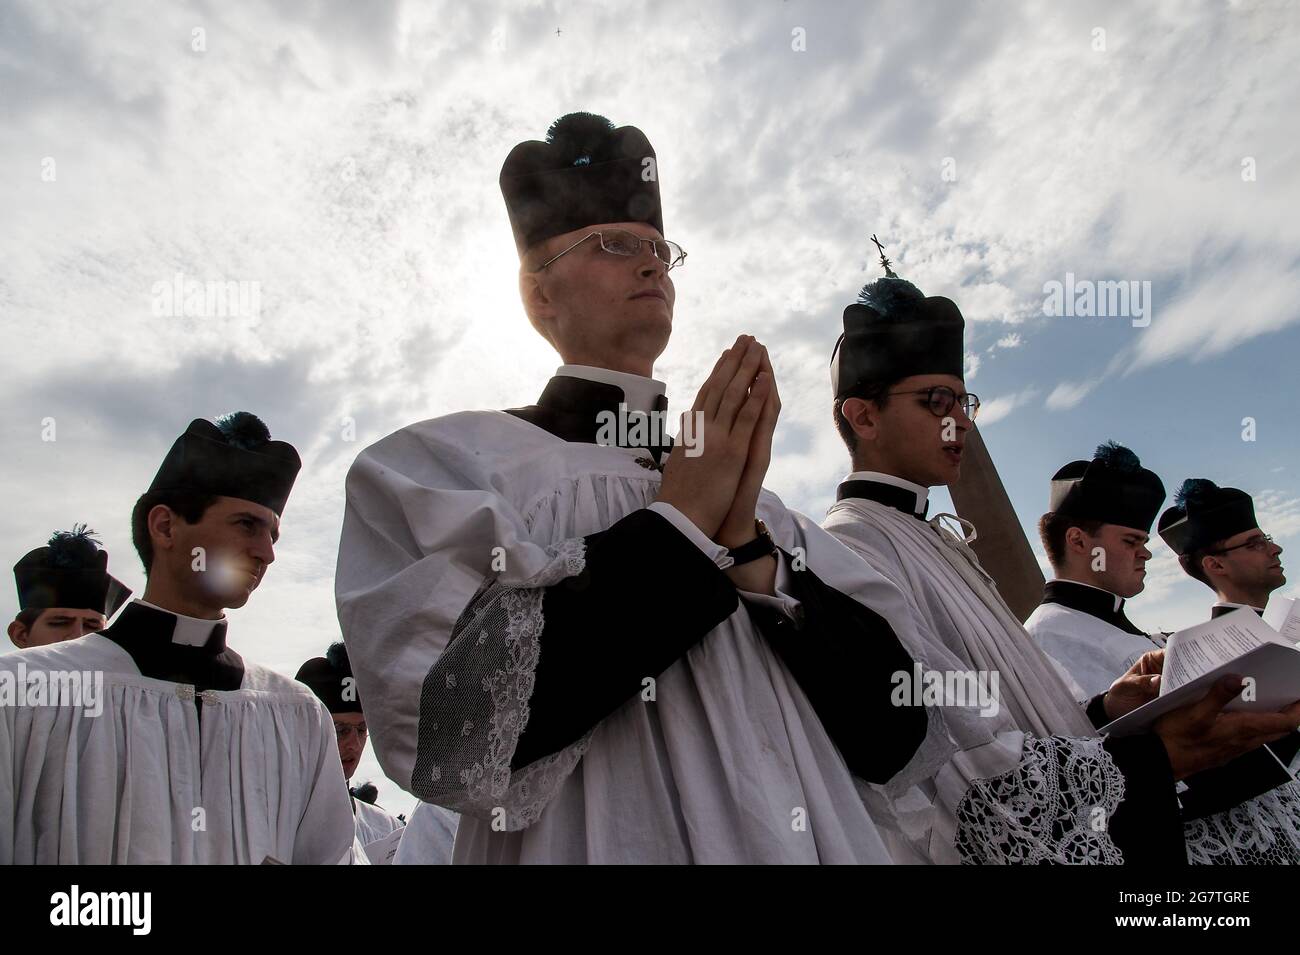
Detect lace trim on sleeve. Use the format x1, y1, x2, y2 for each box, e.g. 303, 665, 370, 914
954, 735, 1125, 864
1185, 780, 1300, 864
410, 538, 590, 831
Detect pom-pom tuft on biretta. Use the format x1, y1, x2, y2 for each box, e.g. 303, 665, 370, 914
545, 112, 617, 166
325, 641, 353, 678
214, 411, 272, 451
1093, 440, 1141, 473
857, 277, 926, 317
45, 523, 101, 569
1175, 477, 1218, 509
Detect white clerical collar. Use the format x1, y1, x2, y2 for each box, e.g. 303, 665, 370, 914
1213, 601, 1265, 613
134, 599, 227, 647
1051, 578, 1123, 613
556, 364, 666, 416
844, 471, 930, 515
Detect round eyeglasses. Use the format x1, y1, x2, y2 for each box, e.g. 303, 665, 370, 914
536, 228, 687, 272
885, 385, 980, 420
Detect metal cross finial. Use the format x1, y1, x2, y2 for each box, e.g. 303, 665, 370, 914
870, 233, 897, 278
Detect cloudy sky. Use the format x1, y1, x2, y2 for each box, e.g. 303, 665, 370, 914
3, 0, 1298, 815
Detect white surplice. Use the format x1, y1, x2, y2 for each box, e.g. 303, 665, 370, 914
334, 407, 936, 863
354, 797, 403, 848
824, 492, 1135, 864
1025, 600, 1159, 699
392, 801, 459, 865
0, 635, 356, 864
1025, 599, 1300, 864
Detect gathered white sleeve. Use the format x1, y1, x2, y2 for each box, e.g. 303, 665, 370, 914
335, 421, 592, 830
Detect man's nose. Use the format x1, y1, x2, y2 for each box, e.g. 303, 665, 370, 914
251, 532, 276, 565
1138, 545, 1152, 561
635, 248, 665, 278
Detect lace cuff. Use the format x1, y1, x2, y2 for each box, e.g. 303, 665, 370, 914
954, 735, 1125, 864
410, 538, 589, 831
1185, 780, 1300, 865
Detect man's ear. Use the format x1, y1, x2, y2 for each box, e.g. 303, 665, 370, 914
518, 270, 556, 347
1063, 526, 1091, 558
841, 397, 881, 444
7, 619, 30, 649
147, 504, 177, 557
1201, 552, 1225, 581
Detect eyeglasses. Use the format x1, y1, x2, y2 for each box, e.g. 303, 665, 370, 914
885, 385, 980, 420
536, 229, 687, 272
1211, 534, 1274, 556
335, 723, 368, 741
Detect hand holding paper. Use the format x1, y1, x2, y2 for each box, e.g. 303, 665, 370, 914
1101, 608, 1300, 779
1102, 650, 1164, 721
1153, 675, 1300, 781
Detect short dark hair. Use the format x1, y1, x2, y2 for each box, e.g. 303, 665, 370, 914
13, 607, 42, 630
1038, 511, 1106, 567
1179, 548, 1213, 587
833, 380, 896, 455
130, 489, 219, 577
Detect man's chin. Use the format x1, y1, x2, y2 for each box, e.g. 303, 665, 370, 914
219, 586, 255, 609
930, 459, 959, 487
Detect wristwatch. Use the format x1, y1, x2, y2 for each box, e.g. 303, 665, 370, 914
725, 519, 776, 567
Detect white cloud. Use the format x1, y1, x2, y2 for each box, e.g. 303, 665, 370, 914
977, 387, 1038, 426
1046, 378, 1100, 411
1255, 490, 1300, 540
1129, 261, 1300, 371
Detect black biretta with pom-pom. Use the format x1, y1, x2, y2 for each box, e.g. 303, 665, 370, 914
13, 524, 132, 614
147, 411, 302, 516
1048, 441, 1167, 533
295, 641, 363, 714
830, 236, 966, 399
500, 111, 662, 255
1157, 478, 1258, 555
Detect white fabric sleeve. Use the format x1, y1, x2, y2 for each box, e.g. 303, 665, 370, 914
647, 501, 800, 619
294, 697, 363, 865
736, 548, 802, 620
645, 501, 733, 568
335, 422, 592, 831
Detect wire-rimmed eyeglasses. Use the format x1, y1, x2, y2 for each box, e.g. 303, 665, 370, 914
535, 228, 687, 272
